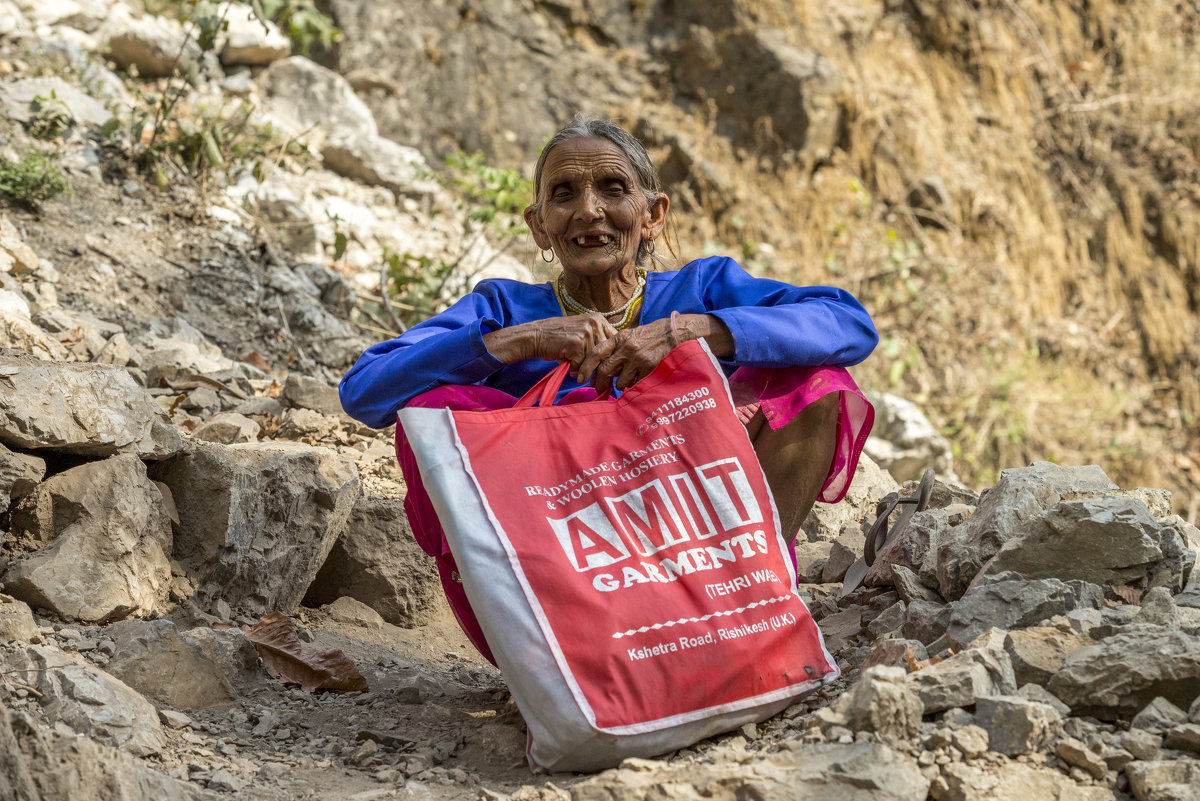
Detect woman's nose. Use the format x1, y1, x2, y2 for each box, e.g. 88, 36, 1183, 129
576, 188, 604, 220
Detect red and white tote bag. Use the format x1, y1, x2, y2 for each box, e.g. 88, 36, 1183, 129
398, 339, 838, 772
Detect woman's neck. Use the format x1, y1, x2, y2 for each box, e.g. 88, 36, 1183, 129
561, 266, 641, 313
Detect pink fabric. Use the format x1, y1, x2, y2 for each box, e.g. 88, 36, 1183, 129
395, 367, 873, 663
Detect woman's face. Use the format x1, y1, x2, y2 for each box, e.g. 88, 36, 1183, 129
525, 137, 667, 280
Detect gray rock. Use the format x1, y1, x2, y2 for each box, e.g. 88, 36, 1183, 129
863, 638, 928, 671
891, 563, 943, 604
866, 600, 907, 638
0, 702, 215, 801
819, 607, 864, 652
1004, 626, 1094, 686
258, 56, 378, 142
1132, 697, 1189, 730
0, 352, 183, 459
218, 3, 291, 66
192, 412, 261, 444
822, 524, 864, 583
794, 541, 833, 583
841, 666, 924, 742
935, 462, 1118, 600
0, 76, 114, 129
322, 135, 439, 201
570, 741, 929, 801
4, 454, 174, 623
151, 440, 361, 616
0, 593, 37, 641
1162, 723, 1200, 755
865, 508, 947, 590
324, 596, 385, 629
1136, 587, 1183, 628
1192, 695, 1200, 723
975, 496, 1188, 592
974, 695, 1062, 756
863, 392, 957, 483
1048, 630, 1200, 720
282, 373, 345, 417
803, 453, 897, 544
1125, 760, 1200, 801
104, 619, 263, 708
902, 598, 953, 645
3, 645, 165, 756
0, 440, 43, 510
945, 577, 1103, 650
930, 759, 1113, 801
1016, 684, 1071, 717
1054, 737, 1108, 780
303, 495, 442, 627
100, 9, 204, 78
905, 646, 1017, 715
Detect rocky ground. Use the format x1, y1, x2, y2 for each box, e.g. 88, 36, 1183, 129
2, 3, 1200, 801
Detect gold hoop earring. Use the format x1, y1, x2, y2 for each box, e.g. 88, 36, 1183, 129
540, 249, 555, 263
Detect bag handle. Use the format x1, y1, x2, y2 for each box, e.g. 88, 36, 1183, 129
514, 361, 573, 408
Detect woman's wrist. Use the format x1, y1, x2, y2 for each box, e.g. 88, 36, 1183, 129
671, 313, 734, 358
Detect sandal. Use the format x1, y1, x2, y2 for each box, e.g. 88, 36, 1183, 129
840, 468, 935, 597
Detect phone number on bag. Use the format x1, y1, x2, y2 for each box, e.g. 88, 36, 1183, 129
636, 388, 715, 435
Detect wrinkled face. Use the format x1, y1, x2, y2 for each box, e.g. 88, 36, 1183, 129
525, 137, 666, 279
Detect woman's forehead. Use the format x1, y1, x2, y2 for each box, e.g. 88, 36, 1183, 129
540, 137, 638, 182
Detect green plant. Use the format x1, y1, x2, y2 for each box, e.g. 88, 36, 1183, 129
442, 151, 531, 237
27, 92, 72, 140
252, 0, 340, 56
0, 149, 70, 210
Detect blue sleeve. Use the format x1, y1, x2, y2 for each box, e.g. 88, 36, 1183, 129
692, 257, 878, 368
339, 289, 507, 428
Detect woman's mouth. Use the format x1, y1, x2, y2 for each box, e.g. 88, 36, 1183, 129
572, 234, 613, 247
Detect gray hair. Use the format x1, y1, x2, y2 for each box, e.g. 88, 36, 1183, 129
530, 116, 670, 266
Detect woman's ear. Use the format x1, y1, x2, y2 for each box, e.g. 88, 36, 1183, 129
642, 193, 670, 241
525, 205, 551, 250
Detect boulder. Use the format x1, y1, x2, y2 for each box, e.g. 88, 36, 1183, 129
192, 412, 261, 444
570, 742, 930, 801
902, 598, 953, 645
1048, 630, 1200, 720
794, 541, 832, 583
974, 497, 1190, 593
0, 313, 71, 361
103, 619, 263, 708
945, 577, 1104, 650
321, 135, 439, 201
218, 2, 291, 66
0, 701, 214, 801
2, 645, 165, 756
0, 215, 38, 274
935, 462, 1118, 600
151, 440, 361, 616
973, 695, 1062, 756
821, 523, 865, 582
0, 352, 183, 459
931, 759, 1114, 801
0, 76, 114, 130
1125, 760, 1200, 801
100, 8, 204, 78
905, 646, 1017, 714
257, 56, 378, 142
4, 454, 174, 623
282, 373, 345, 417
133, 317, 237, 385
0, 593, 36, 641
303, 494, 443, 627
1003, 626, 1093, 686
1131, 697, 1189, 731
864, 392, 957, 483
841, 666, 924, 742
0, 440, 44, 510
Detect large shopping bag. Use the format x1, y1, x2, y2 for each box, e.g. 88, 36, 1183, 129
397, 339, 838, 772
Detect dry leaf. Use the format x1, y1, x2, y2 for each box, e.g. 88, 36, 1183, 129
243, 611, 368, 693
1111, 586, 1144, 606
239, 351, 272, 373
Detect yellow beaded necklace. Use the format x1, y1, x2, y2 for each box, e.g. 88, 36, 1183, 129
553, 270, 646, 331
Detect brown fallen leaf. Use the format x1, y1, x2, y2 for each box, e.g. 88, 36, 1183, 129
1111, 585, 1144, 606
239, 351, 273, 373
243, 611, 368, 693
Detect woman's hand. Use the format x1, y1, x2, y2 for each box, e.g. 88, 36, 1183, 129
482, 314, 618, 375
575, 317, 676, 391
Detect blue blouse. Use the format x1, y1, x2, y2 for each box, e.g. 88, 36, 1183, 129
340, 256, 878, 428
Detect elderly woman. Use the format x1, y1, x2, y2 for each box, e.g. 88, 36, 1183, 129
340, 117, 877, 662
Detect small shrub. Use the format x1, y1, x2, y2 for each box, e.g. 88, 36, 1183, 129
0, 150, 70, 210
